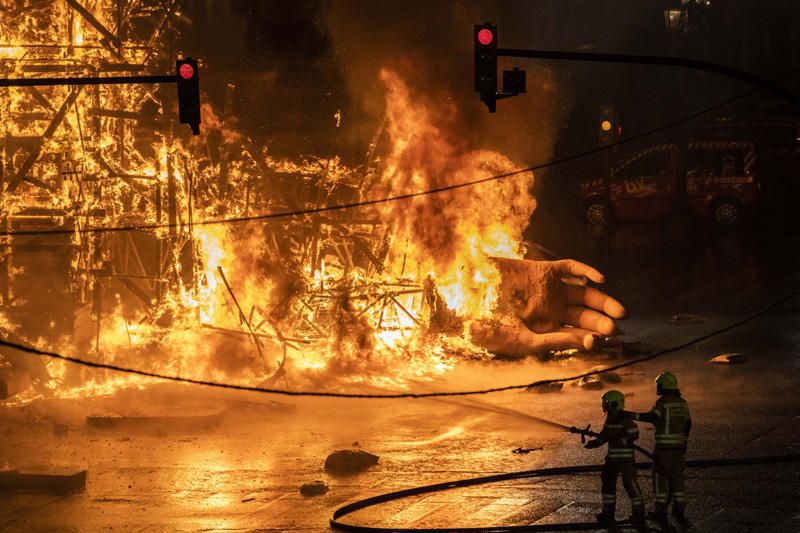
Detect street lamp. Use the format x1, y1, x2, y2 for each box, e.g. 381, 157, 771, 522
664, 0, 710, 33
664, 8, 686, 32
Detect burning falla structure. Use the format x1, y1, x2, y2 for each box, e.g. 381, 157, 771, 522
0, 0, 536, 402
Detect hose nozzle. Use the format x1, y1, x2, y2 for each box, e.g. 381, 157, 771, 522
569, 424, 592, 444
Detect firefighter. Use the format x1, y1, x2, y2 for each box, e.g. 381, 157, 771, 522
626, 371, 691, 526
584, 389, 645, 524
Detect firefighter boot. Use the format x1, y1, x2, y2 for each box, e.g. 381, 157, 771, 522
672, 492, 691, 529
629, 504, 646, 526
672, 503, 691, 529
648, 505, 669, 526
596, 503, 616, 524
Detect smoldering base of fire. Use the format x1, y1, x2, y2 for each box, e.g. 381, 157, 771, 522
1, 287, 797, 400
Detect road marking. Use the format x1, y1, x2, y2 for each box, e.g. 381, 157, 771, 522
464, 496, 532, 524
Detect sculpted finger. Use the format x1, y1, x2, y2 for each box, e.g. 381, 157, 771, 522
566, 285, 627, 319
469, 319, 601, 355
564, 305, 617, 335
531, 331, 588, 352
469, 320, 585, 356
468, 319, 539, 357
557, 259, 605, 284
556, 327, 600, 351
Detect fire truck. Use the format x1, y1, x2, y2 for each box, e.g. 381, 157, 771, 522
579, 114, 800, 228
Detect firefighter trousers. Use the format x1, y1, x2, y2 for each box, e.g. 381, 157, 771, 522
652, 448, 686, 516
600, 458, 644, 516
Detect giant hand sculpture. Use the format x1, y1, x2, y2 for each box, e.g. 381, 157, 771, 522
468, 258, 626, 356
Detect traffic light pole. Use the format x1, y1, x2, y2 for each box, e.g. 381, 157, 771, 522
602, 148, 611, 266
496, 47, 800, 107
0, 74, 177, 88
1, 57, 201, 135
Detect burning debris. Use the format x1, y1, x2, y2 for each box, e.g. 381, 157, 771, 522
710, 353, 747, 364
0, 1, 628, 405
0, 0, 532, 400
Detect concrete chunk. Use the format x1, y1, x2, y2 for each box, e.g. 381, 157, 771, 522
0, 469, 86, 493
300, 480, 329, 496
324, 449, 379, 476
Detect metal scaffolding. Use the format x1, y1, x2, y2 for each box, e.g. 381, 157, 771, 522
0, 0, 184, 351
0, 1, 433, 384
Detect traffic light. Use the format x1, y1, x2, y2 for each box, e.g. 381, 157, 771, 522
474, 23, 497, 112
598, 104, 619, 146
176, 58, 200, 135
503, 67, 526, 95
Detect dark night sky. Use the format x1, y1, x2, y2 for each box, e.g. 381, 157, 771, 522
178, 1, 800, 164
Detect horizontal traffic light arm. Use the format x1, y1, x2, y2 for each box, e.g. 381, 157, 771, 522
497, 47, 800, 107
0, 74, 178, 88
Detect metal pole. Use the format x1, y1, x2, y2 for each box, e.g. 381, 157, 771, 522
603, 149, 610, 264
497, 48, 800, 107
166, 139, 177, 237
0, 75, 176, 88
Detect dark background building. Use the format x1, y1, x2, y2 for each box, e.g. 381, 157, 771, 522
178, 0, 800, 259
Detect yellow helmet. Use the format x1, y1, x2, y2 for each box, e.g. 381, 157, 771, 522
655, 371, 678, 394
601, 389, 625, 413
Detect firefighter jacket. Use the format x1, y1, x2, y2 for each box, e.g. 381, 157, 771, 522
594, 413, 640, 462
629, 392, 692, 450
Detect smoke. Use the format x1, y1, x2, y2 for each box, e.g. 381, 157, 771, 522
324, 0, 565, 166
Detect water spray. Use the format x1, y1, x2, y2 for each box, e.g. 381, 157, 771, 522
425, 394, 655, 460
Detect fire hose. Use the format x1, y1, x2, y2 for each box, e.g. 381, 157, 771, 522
330, 401, 796, 531
329, 450, 800, 532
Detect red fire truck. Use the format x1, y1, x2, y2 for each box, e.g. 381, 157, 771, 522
580, 140, 762, 227
580, 113, 800, 228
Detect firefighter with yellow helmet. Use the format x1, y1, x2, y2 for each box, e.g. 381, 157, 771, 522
584, 389, 646, 524
626, 371, 692, 525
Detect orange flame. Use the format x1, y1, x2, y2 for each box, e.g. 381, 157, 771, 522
376, 70, 535, 319
0, 2, 539, 403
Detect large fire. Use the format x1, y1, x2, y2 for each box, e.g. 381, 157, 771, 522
0, 0, 535, 403
377, 70, 535, 319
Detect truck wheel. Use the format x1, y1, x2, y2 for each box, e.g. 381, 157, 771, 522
585, 200, 607, 237
585, 200, 606, 226
711, 197, 742, 227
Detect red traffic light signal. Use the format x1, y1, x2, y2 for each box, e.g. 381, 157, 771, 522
474, 23, 498, 112
477, 28, 494, 46
178, 63, 195, 80
176, 58, 200, 135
